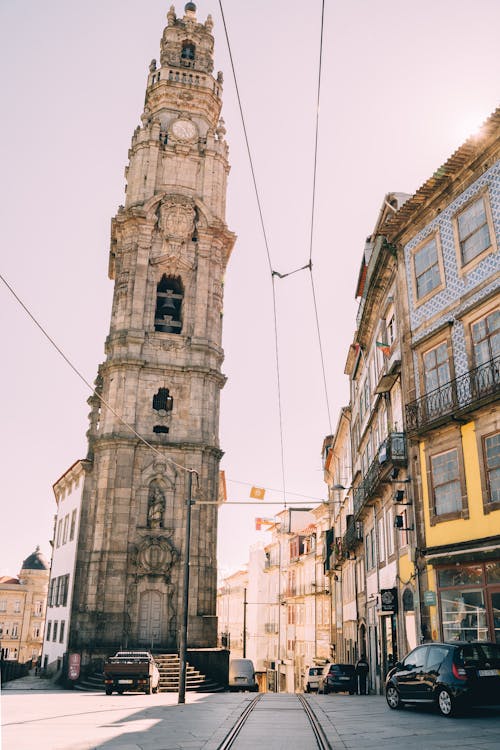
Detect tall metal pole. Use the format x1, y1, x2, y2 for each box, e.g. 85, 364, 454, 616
243, 587, 247, 658
178, 470, 194, 704
277, 527, 281, 693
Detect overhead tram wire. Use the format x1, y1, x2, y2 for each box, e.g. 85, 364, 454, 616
308, 0, 325, 269
0, 271, 192, 476
307, 0, 333, 435
218, 0, 288, 506
0, 271, 319, 504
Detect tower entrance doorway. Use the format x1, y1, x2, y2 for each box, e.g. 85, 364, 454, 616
138, 590, 162, 648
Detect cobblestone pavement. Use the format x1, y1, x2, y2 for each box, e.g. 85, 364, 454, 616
2, 680, 500, 750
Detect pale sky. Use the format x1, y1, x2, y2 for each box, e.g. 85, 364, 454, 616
1, 0, 499, 578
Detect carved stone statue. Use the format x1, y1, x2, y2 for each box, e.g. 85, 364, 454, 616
147, 483, 165, 528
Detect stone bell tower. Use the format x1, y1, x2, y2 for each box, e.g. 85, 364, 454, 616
69, 3, 234, 655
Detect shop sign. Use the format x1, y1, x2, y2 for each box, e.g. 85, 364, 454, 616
68, 653, 81, 680
423, 590, 437, 606
380, 588, 398, 612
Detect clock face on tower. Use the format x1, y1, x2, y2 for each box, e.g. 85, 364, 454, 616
171, 118, 197, 141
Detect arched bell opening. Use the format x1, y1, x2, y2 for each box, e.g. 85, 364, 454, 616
154, 275, 183, 333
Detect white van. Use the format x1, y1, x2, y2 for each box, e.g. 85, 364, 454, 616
228, 658, 258, 692
303, 665, 324, 692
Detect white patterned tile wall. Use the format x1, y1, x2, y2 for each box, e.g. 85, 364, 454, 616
405, 162, 500, 399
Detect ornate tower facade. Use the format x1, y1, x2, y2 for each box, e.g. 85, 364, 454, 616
69, 3, 234, 654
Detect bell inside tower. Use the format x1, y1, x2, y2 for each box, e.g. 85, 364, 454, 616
154, 275, 183, 333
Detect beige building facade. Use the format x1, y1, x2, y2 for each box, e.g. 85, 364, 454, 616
69, 3, 234, 659
0, 548, 49, 664
218, 506, 332, 693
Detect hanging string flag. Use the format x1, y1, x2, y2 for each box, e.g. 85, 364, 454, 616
376, 341, 391, 357
249, 486, 266, 500
218, 470, 227, 502
255, 517, 275, 531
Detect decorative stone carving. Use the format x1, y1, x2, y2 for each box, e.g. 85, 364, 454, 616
134, 535, 178, 577
176, 91, 194, 105
159, 196, 195, 240
216, 118, 226, 141
147, 482, 166, 528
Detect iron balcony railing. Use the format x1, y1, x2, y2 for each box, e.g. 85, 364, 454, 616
353, 432, 407, 518
406, 354, 500, 434
343, 520, 362, 552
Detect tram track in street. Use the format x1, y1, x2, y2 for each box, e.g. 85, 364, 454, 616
215, 694, 333, 750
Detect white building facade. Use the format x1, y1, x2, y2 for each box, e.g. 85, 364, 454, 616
42, 460, 84, 674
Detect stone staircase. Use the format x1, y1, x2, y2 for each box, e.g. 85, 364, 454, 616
74, 670, 105, 692
75, 653, 224, 693
155, 653, 223, 693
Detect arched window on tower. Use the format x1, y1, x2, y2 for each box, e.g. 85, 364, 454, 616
154, 275, 183, 333
153, 388, 173, 413
181, 41, 195, 67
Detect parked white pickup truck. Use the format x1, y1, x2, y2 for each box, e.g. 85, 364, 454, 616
103, 650, 160, 695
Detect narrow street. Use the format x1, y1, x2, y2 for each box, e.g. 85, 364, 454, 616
3, 685, 500, 750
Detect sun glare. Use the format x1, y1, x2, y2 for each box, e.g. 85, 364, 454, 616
453, 111, 488, 146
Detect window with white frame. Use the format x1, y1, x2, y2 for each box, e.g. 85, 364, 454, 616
62, 514, 69, 545
387, 314, 396, 345
56, 519, 63, 548
364, 376, 371, 414
69, 509, 77, 541
456, 195, 491, 266
48, 579, 56, 607
386, 508, 394, 556
356, 557, 365, 591
0, 600, 6, 612
378, 517, 386, 563
365, 528, 375, 570
399, 509, 409, 546
14, 600, 20, 613
367, 434, 373, 465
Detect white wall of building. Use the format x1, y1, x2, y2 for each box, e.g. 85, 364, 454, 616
42, 461, 84, 673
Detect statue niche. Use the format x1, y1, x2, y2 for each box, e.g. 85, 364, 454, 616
147, 481, 166, 529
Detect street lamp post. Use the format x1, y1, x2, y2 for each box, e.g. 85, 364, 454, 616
243, 587, 247, 658
178, 469, 195, 705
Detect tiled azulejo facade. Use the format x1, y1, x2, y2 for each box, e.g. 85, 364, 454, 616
405, 163, 500, 398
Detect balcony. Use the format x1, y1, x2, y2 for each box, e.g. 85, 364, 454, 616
406, 355, 500, 434
353, 432, 407, 518
343, 520, 362, 552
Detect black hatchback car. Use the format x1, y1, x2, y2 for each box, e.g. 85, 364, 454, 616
385, 641, 500, 716
318, 663, 356, 694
